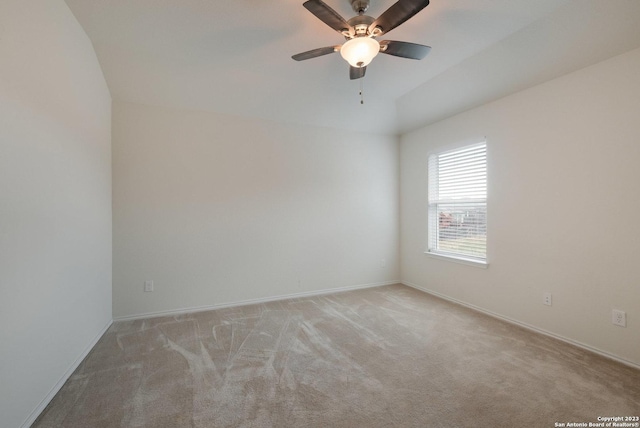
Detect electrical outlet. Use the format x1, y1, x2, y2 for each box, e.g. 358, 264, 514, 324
612, 309, 626, 327
144, 280, 154, 292
543, 292, 552, 306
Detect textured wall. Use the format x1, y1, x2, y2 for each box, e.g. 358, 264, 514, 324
112, 101, 399, 318
0, 1, 112, 427
400, 47, 640, 366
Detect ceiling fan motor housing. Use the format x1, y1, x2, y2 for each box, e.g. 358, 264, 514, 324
347, 15, 375, 36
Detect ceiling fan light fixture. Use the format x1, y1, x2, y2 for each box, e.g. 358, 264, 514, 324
340, 37, 380, 68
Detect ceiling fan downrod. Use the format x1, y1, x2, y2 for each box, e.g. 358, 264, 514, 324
350, 0, 369, 15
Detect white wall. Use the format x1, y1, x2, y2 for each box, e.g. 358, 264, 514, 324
112, 101, 399, 318
0, 1, 112, 427
400, 47, 640, 366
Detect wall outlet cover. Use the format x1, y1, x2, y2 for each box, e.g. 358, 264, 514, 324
612, 309, 626, 327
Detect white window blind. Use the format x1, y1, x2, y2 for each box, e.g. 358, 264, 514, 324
428, 142, 487, 262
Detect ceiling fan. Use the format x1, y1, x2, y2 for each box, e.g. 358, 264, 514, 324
292, 0, 431, 80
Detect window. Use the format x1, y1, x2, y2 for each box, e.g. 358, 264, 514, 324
428, 142, 487, 264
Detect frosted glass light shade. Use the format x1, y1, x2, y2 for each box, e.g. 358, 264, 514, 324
340, 37, 380, 68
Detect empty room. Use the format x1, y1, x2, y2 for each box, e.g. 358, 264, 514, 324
2, 0, 640, 427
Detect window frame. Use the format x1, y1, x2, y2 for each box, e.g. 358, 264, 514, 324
425, 141, 488, 268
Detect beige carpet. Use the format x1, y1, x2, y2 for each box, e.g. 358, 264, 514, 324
33, 284, 639, 427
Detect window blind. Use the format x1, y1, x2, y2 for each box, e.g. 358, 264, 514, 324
428, 142, 487, 261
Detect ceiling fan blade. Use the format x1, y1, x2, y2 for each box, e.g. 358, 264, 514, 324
349, 66, 366, 80
379, 40, 431, 59
369, 0, 430, 36
303, 0, 353, 36
292, 46, 340, 61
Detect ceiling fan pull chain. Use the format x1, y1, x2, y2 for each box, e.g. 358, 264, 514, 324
359, 76, 364, 105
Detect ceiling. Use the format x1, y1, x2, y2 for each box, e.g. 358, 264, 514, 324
64, 0, 640, 135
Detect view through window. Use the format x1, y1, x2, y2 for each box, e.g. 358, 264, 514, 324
428, 142, 487, 263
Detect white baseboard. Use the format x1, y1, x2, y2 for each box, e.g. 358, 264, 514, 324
401, 281, 640, 371
21, 319, 113, 428
114, 280, 400, 322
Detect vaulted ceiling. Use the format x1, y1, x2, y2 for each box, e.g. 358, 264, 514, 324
64, 0, 640, 135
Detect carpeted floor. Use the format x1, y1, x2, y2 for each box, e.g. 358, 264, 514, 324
33, 284, 639, 427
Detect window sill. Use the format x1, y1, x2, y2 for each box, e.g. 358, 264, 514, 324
424, 251, 488, 269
